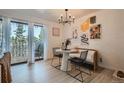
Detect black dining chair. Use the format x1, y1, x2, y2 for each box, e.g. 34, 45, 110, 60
66, 50, 89, 82
51, 47, 63, 69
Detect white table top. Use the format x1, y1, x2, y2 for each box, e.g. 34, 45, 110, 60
56, 49, 78, 53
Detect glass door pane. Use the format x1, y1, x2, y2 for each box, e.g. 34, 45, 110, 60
34, 25, 44, 60
10, 21, 28, 64
0, 20, 3, 55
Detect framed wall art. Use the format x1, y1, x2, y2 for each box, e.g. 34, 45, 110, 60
90, 16, 96, 24
52, 27, 60, 36
90, 24, 101, 39
81, 19, 90, 32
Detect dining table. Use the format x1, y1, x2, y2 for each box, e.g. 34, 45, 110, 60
56, 48, 78, 71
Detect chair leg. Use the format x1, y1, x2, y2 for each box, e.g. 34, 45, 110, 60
93, 63, 96, 73
59, 57, 61, 66
71, 63, 73, 72
79, 67, 83, 82
51, 57, 61, 70
74, 66, 81, 77
74, 64, 76, 71
66, 64, 84, 83
51, 57, 54, 66
80, 72, 83, 82
89, 68, 92, 75
76, 66, 83, 82
89, 69, 91, 75
66, 62, 75, 74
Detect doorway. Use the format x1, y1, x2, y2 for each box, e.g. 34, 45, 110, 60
10, 21, 28, 64
33, 25, 44, 61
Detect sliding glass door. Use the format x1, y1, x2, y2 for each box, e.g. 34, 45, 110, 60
34, 25, 44, 60
0, 17, 47, 64
0, 19, 3, 55
10, 21, 28, 64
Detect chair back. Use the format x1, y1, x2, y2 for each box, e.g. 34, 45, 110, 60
3, 52, 11, 65
80, 51, 88, 61
53, 47, 61, 56
0, 52, 12, 83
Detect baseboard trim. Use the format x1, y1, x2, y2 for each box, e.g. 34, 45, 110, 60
11, 61, 27, 66
11, 58, 44, 66
98, 63, 115, 71
35, 58, 44, 61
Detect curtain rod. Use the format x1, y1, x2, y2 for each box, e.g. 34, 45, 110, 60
11, 20, 28, 25
34, 24, 43, 27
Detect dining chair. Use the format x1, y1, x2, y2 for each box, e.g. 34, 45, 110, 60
0, 52, 12, 83
51, 47, 63, 69
66, 50, 89, 82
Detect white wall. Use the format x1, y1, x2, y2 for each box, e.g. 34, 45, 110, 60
0, 13, 63, 60
45, 22, 63, 59
63, 9, 124, 71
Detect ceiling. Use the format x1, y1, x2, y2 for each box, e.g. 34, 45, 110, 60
0, 9, 99, 22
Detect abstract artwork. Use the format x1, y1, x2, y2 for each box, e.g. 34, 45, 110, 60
90, 24, 101, 39
90, 16, 96, 24
52, 27, 60, 36
80, 34, 89, 45
81, 19, 90, 32
72, 29, 78, 39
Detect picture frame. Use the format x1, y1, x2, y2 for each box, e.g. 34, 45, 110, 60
90, 16, 96, 24
52, 27, 60, 36
90, 24, 101, 39
81, 19, 90, 32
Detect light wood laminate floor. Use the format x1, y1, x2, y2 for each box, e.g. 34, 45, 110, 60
11, 60, 124, 83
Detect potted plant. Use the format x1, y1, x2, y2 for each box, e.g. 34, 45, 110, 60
65, 38, 71, 50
